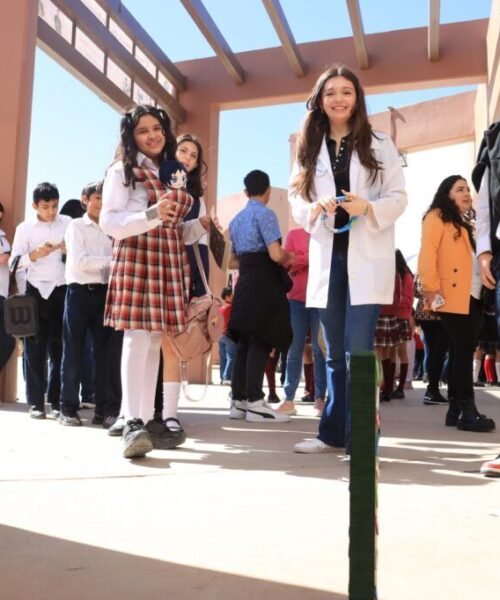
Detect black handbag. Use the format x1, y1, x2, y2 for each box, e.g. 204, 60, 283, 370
4, 256, 39, 337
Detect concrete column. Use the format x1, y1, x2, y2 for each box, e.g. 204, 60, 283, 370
0, 0, 38, 402
179, 104, 222, 383
486, 0, 500, 121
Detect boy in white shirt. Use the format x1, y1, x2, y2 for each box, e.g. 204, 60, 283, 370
10, 182, 70, 419
60, 181, 122, 427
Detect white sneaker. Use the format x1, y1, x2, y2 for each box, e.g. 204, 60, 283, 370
229, 400, 247, 419
294, 438, 338, 454
245, 399, 290, 423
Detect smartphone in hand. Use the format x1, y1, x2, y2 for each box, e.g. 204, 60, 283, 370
431, 294, 445, 311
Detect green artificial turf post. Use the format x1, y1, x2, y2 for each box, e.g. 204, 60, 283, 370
349, 352, 378, 600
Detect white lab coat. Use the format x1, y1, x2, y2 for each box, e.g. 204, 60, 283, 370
289, 131, 407, 308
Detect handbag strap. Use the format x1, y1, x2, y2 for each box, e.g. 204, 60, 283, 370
8, 255, 22, 296
192, 242, 212, 296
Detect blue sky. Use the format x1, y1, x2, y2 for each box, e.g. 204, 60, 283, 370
26, 0, 492, 209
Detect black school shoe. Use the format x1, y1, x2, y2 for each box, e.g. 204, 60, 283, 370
123, 419, 153, 458
145, 418, 186, 449
456, 411, 496, 433
423, 389, 449, 405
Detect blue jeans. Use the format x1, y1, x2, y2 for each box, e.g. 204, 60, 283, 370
219, 334, 237, 382
318, 250, 380, 448
284, 300, 326, 401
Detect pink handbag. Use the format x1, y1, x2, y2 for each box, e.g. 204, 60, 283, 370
167, 243, 224, 363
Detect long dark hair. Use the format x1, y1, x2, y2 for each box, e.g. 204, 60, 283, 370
293, 64, 381, 202
423, 175, 475, 250
116, 104, 176, 188
176, 133, 207, 198
395, 249, 412, 279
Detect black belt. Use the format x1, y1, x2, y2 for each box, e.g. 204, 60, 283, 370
69, 283, 108, 292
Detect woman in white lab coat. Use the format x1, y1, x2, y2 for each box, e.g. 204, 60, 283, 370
289, 65, 407, 453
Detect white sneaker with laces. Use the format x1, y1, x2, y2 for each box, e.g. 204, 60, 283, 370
245, 399, 290, 423
294, 438, 338, 454
229, 400, 247, 419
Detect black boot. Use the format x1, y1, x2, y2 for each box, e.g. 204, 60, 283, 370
456, 398, 495, 433
445, 395, 460, 426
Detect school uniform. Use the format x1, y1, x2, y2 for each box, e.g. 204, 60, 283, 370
10, 214, 71, 412
0, 228, 15, 373
102, 156, 197, 333
100, 154, 201, 427
60, 214, 122, 419
184, 195, 209, 298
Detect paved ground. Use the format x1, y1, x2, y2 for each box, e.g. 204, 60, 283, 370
1, 374, 500, 600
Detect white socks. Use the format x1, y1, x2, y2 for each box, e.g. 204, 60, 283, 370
473, 359, 482, 383
496, 362, 500, 382
162, 382, 181, 429
121, 330, 162, 422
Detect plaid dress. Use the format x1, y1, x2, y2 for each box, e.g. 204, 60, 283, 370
104, 167, 193, 334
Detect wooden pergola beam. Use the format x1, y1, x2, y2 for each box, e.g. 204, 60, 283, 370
94, 0, 186, 91
346, 0, 369, 69
49, 0, 185, 122
428, 0, 441, 61
262, 0, 305, 77
37, 17, 131, 112
180, 0, 245, 84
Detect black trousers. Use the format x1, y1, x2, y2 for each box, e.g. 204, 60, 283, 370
420, 320, 449, 393
231, 334, 270, 402
24, 283, 66, 409
439, 298, 482, 404
60, 284, 122, 417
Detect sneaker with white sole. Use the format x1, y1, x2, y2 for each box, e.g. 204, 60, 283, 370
229, 400, 247, 419
480, 454, 500, 477
245, 399, 290, 423
294, 438, 338, 453
108, 416, 125, 437
276, 401, 297, 416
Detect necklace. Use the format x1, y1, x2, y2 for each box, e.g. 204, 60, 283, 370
320, 212, 358, 234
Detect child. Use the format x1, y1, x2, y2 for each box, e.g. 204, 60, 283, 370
100, 104, 208, 458
10, 182, 71, 418
227, 169, 294, 423
60, 181, 122, 428
218, 286, 236, 384
0, 202, 15, 375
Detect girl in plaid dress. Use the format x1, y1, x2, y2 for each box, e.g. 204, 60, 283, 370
101, 105, 208, 458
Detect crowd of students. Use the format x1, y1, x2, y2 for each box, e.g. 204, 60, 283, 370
1, 64, 500, 476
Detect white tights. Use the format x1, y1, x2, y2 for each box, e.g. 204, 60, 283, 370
121, 329, 162, 422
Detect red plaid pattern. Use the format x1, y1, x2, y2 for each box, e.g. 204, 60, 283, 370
104, 167, 193, 333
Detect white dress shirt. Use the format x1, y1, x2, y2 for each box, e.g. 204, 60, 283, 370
100, 153, 206, 244
0, 228, 10, 298
10, 214, 71, 299
65, 214, 112, 285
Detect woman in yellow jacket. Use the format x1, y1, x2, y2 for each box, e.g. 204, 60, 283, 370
418, 175, 495, 432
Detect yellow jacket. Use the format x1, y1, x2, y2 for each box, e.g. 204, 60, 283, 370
418, 209, 473, 315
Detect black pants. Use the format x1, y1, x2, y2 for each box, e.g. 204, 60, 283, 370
60, 284, 122, 417
439, 298, 482, 404
24, 283, 66, 409
231, 335, 270, 402
420, 320, 449, 393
